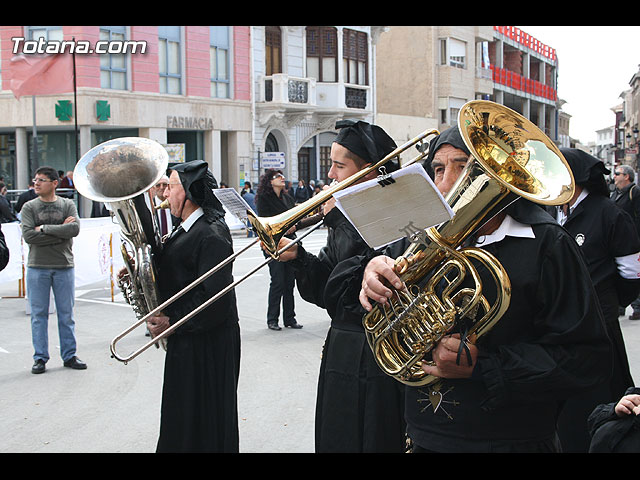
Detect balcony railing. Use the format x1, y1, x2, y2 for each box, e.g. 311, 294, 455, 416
490, 65, 557, 101
476, 66, 492, 80
345, 85, 367, 109
494, 26, 557, 61
263, 74, 316, 106
260, 74, 370, 111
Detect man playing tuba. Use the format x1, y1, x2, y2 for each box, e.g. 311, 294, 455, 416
328, 126, 612, 452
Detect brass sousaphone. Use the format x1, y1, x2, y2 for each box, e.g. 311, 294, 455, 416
362, 100, 575, 386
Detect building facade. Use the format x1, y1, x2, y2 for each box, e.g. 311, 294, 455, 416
0, 26, 252, 215
374, 26, 560, 147
620, 66, 640, 173
250, 26, 386, 189
595, 125, 616, 171
0, 25, 567, 217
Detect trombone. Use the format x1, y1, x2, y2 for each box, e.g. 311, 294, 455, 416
109, 128, 439, 363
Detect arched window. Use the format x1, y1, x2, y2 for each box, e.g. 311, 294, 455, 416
265, 133, 279, 152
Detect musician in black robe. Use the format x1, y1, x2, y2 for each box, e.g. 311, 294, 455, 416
548, 148, 640, 452
148, 160, 241, 453
327, 127, 612, 452
275, 120, 406, 452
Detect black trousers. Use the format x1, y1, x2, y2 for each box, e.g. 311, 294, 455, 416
266, 259, 296, 326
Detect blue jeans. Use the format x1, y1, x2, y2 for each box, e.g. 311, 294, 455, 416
27, 267, 76, 363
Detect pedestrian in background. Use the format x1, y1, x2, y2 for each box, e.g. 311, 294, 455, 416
0, 223, 8, 272
611, 164, 640, 320
0, 182, 17, 223
241, 181, 254, 195
294, 180, 310, 204
21, 166, 85, 374
241, 182, 257, 237
14, 180, 37, 217
255, 169, 302, 330
149, 174, 175, 239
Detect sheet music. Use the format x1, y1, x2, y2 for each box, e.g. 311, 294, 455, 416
333, 163, 453, 249
213, 188, 254, 221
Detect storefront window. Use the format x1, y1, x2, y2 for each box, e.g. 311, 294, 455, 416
91, 129, 138, 147
28, 131, 76, 176
167, 131, 203, 162
0, 134, 16, 189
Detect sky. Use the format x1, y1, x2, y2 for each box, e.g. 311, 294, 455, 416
516, 25, 639, 144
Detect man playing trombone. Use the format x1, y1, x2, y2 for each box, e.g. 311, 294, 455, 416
274, 120, 408, 452
148, 160, 241, 453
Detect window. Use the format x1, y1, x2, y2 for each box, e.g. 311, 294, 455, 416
265, 26, 282, 76
28, 131, 76, 175
158, 26, 181, 94
440, 97, 466, 126
306, 26, 337, 82
28, 26, 63, 42
440, 38, 466, 69
210, 26, 230, 98
319, 146, 332, 182
100, 26, 127, 90
0, 134, 16, 189
343, 29, 368, 85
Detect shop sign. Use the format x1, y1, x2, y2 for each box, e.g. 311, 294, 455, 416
167, 116, 213, 130
96, 101, 111, 121
55, 100, 73, 121
261, 152, 285, 169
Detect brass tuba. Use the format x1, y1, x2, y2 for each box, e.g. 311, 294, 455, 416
363, 100, 575, 386
73, 137, 169, 351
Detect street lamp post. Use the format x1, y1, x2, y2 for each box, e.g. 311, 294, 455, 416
634, 126, 639, 176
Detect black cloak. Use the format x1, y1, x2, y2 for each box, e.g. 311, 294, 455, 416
588, 386, 640, 452
551, 148, 640, 452
325, 198, 611, 452
289, 121, 406, 452
559, 147, 610, 196
155, 160, 240, 453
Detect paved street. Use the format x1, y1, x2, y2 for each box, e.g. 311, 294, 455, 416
1, 226, 639, 453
